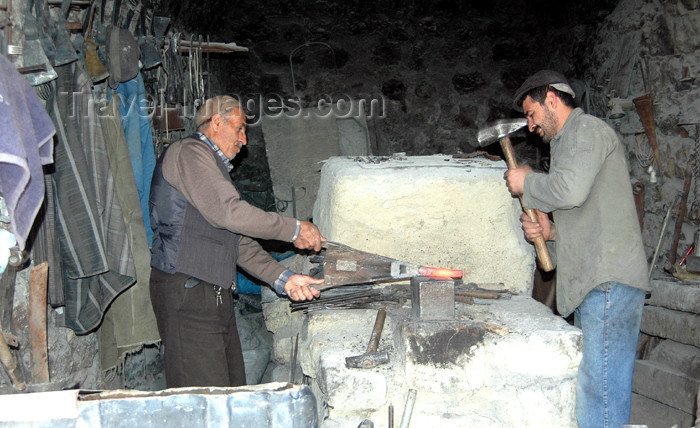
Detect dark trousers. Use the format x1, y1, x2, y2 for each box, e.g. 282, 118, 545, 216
150, 268, 246, 388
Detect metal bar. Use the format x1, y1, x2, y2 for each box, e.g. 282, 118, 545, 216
649, 194, 681, 278
289, 333, 299, 384
47, 0, 89, 5
398, 389, 417, 428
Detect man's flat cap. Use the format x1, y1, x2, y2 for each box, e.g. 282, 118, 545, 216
513, 70, 576, 111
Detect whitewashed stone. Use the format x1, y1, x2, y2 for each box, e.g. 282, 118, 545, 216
292, 297, 581, 427
312, 155, 536, 294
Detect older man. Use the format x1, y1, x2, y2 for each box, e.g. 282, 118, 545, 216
505, 70, 650, 428
149, 95, 325, 388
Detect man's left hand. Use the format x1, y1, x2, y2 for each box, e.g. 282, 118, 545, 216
284, 274, 323, 301
504, 165, 532, 196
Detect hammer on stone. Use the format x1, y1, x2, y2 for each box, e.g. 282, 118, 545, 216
345, 309, 390, 369
477, 118, 554, 272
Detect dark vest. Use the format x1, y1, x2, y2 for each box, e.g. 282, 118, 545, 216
149, 139, 240, 288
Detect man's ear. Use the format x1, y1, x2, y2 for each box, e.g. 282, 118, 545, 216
210, 113, 224, 130
546, 91, 557, 108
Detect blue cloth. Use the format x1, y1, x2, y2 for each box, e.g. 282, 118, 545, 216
574, 282, 646, 428
0, 54, 55, 250
109, 72, 156, 246
237, 251, 294, 295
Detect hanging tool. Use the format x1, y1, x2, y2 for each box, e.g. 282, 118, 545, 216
633, 181, 645, 229
633, 93, 664, 181
53, 0, 79, 66
684, 230, 700, 274
307, 241, 462, 291
345, 308, 390, 369
20, 0, 58, 85
664, 177, 692, 273
137, 8, 161, 70
649, 194, 681, 279
33, 0, 57, 65
83, 2, 109, 83
477, 118, 555, 272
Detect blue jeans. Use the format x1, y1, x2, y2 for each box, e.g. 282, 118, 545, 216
574, 282, 646, 428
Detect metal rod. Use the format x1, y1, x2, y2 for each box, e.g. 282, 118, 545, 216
399, 389, 417, 428
388, 404, 394, 428
289, 333, 299, 383
649, 194, 681, 279
47, 0, 89, 5
290, 290, 380, 308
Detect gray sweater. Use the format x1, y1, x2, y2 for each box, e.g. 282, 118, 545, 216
523, 108, 650, 316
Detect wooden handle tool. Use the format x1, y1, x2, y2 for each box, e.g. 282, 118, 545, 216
500, 136, 555, 272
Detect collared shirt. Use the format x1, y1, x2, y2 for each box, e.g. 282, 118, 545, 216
194, 131, 233, 172
522, 108, 650, 316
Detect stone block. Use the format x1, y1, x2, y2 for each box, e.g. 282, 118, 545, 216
641, 305, 700, 347
312, 155, 536, 295
632, 360, 699, 414
272, 332, 297, 365
647, 279, 700, 314
243, 347, 271, 385
289, 295, 580, 427
631, 393, 695, 428
648, 339, 700, 378
316, 354, 388, 412
262, 298, 306, 334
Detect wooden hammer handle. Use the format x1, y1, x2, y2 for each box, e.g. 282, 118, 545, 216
366, 308, 386, 354
500, 136, 555, 272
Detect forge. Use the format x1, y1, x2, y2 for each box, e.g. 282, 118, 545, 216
262, 155, 583, 427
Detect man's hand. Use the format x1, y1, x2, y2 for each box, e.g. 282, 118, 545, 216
504, 165, 532, 196
520, 210, 555, 242
293, 220, 326, 252
284, 274, 323, 301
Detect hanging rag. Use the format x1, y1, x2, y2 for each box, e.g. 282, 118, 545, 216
47, 62, 135, 334
108, 72, 156, 246
98, 93, 159, 371
0, 54, 55, 251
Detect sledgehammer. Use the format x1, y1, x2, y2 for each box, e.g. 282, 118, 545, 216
345, 309, 390, 369
477, 118, 554, 272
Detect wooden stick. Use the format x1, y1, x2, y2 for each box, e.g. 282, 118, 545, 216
29, 262, 49, 384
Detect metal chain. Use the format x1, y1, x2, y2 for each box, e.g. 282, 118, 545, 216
694, 125, 699, 202
691, 124, 700, 222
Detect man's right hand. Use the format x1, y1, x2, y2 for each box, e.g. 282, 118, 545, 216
520, 210, 555, 242
293, 220, 326, 252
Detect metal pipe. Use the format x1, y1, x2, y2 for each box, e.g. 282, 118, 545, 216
399, 389, 417, 428
649, 194, 681, 279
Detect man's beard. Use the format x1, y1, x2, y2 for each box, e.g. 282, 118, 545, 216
538, 105, 559, 143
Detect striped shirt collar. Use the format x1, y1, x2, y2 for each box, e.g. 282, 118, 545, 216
194, 131, 233, 172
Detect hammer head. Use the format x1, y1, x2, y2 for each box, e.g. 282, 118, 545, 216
476, 118, 528, 147
345, 351, 390, 369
